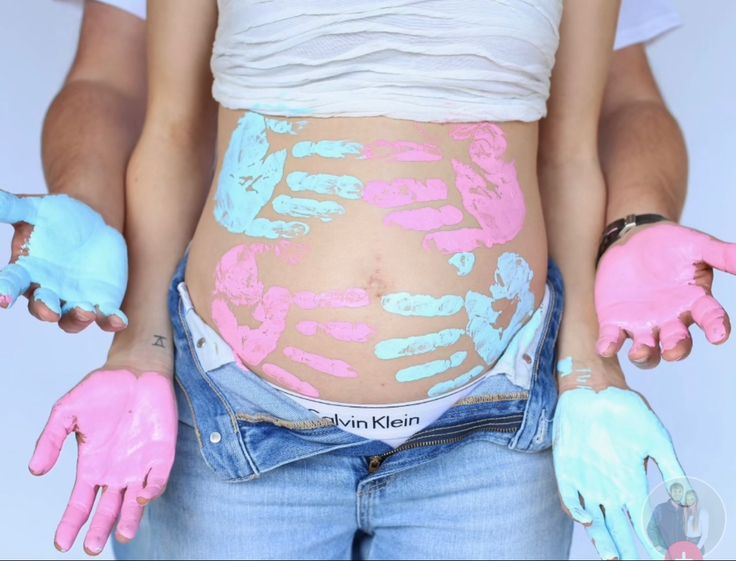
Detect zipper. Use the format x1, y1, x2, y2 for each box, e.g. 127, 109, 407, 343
367, 423, 518, 474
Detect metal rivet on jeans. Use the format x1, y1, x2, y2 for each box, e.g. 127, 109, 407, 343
209, 432, 222, 444
197, 337, 206, 348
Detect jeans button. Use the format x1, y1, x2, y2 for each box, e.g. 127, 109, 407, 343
209, 431, 222, 444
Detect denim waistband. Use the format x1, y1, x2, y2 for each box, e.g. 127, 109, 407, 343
168, 252, 565, 481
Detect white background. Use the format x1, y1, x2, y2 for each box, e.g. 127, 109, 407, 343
0, 1, 734, 559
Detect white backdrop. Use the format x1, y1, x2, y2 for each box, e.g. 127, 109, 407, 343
0, 1, 734, 559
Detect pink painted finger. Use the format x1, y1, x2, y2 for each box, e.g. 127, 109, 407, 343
596, 324, 627, 357
29, 403, 74, 476
84, 487, 124, 555
116, 485, 145, 543
700, 236, 736, 275
659, 319, 692, 354
54, 481, 97, 552
628, 330, 660, 368
136, 476, 168, 505
691, 294, 730, 344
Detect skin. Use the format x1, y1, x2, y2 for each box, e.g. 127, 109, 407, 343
23, 1, 706, 557
0, 192, 128, 324
28, 369, 177, 555
596, 223, 736, 366
595, 44, 734, 368
188, 108, 547, 404
2, 0, 146, 333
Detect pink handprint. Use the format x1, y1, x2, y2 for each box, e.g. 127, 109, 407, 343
211, 242, 375, 397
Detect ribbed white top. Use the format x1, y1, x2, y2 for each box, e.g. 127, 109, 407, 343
211, 0, 562, 123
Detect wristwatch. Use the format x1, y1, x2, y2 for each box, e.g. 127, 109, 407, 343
596, 213, 668, 264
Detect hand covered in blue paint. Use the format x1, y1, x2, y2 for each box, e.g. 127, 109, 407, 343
553, 386, 690, 560
0, 191, 128, 332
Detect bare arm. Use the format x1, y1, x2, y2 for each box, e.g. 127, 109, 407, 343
108, 0, 217, 371
1, 1, 147, 332
538, 0, 623, 390
599, 44, 687, 223
594, 44, 736, 368
42, 0, 147, 230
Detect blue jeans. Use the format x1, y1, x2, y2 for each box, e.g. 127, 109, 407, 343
114, 255, 572, 560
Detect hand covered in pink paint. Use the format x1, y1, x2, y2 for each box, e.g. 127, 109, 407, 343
29, 369, 177, 555
596, 223, 736, 367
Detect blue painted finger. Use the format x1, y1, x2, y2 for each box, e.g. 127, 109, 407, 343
33, 287, 62, 316
61, 301, 96, 316
0, 263, 32, 308
586, 507, 620, 560
97, 304, 129, 328
0, 191, 39, 224
605, 506, 639, 560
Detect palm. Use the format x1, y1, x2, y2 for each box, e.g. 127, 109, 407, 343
553, 388, 688, 560
0, 191, 127, 320
596, 224, 734, 357
29, 370, 177, 554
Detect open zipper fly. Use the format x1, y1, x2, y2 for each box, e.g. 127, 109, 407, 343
366, 417, 521, 473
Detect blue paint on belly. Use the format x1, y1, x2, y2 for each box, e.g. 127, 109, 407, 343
381, 293, 465, 317
449, 252, 476, 276
465, 252, 535, 366
292, 140, 363, 159
214, 112, 309, 238
287, 171, 364, 200
272, 195, 345, 222
395, 351, 468, 383
265, 118, 307, 135
428, 365, 486, 397
375, 328, 465, 359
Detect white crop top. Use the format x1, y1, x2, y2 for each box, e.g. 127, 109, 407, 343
211, 0, 563, 123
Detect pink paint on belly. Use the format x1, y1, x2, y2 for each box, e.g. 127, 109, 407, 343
384, 205, 464, 232
296, 320, 375, 342
423, 123, 525, 254
262, 363, 320, 398
293, 288, 370, 309
362, 140, 442, 162
211, 243, 374, 383
363, 178, 448, 208
283, 347, 359, 378
211, 244, 292, 366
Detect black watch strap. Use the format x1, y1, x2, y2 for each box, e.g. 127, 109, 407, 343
596, 213, 669, 264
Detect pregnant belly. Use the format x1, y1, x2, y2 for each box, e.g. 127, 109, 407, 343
185, 109, 548, 404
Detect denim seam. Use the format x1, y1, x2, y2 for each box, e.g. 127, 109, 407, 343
509, 275, 558, 450
177, 296, 260, 477
453, 391, 529, 407
235, 413, 335, 430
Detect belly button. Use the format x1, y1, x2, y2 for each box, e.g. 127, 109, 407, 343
367, 271, 388, 299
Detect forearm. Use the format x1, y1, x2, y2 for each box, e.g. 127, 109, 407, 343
41, 79, 144, 231
109, 115, 216, 371
540, 157, 627, 392
600, 76, 688, 223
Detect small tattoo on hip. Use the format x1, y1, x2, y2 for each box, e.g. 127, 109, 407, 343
153, 335, 167, 348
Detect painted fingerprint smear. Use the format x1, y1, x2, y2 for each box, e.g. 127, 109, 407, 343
381, 293, 464, 317
296, 320, 375, 343
283, 347, 358, 378
214, 112, 308, 239
423, 124, 526, 254
465, 252, 535, 366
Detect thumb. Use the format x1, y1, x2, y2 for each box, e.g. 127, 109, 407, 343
0, 190, 39, 225
29, 402, 74, 476
700, 235, 736, 275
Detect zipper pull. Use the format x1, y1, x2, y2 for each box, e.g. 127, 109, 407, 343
367, 456, 384, 473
